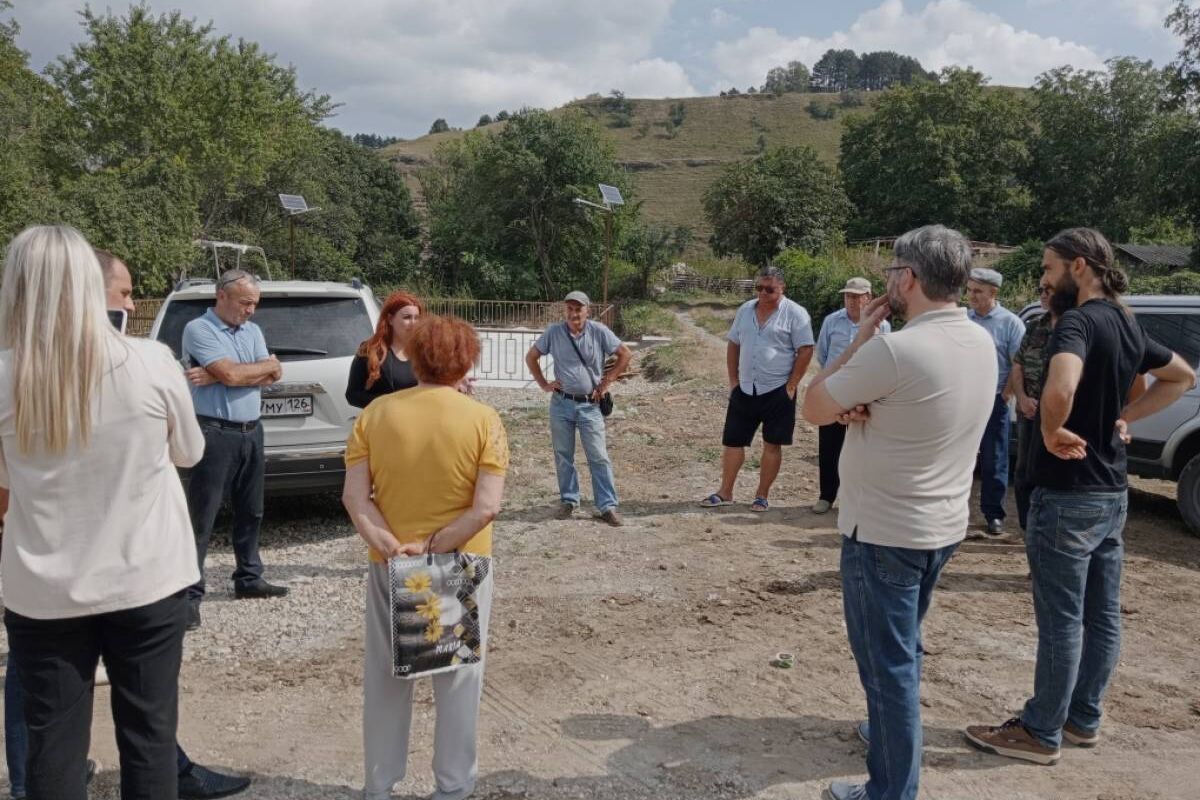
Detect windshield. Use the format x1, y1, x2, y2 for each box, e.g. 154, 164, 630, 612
156, 296, 373, 362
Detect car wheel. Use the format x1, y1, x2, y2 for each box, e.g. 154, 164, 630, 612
1180, 452, 1200, 537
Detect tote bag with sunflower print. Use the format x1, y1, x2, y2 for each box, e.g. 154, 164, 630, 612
387, 552, 490, 679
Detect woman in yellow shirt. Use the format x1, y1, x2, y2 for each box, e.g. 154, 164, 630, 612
342, 315, 507, 800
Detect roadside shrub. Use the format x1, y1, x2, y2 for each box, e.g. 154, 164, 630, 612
774, 248, 884, 335
619, 302, 680, 338
1131, 270, 1200, 295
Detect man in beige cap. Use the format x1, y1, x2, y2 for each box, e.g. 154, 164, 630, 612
811, 277, 890, 514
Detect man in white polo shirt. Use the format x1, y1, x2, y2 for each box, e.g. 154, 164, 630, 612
700, 266, 814, 513
803, 225, 996, 800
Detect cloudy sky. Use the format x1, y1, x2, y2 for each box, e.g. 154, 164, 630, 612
7, 0, 1192, 137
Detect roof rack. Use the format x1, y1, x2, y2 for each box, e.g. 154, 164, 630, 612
182, 240, 273, 282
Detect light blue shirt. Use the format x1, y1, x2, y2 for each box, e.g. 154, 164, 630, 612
816, 308, 892, 367
535, 320, 623, 396
181, 309, 270, 422
968, 303, 1025, 393
727, 296, 815, 394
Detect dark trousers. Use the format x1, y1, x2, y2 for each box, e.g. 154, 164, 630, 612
4, 592, 188, 800
1014, 416, 1039, 530
818, 422, 847, 503
979, 394, 1011, 521
5, 660, 28, 797
186, 420, 266, 600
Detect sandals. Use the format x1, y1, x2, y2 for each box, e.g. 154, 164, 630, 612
699, 493, 733, 508
750, 497, 770, 512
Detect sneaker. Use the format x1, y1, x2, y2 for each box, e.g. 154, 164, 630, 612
856, 719, 870, 746
186, 601, 202, 632
555, 502, 577, 519
233, 580, 288, 600
964, 717, 1061, 765
985, 519, 1004, 536
178, 763, 252, 799
823, 781, 867, 800
1063, 720, 1099, 748
812, 499, 832, 515
596, 509, 624, 527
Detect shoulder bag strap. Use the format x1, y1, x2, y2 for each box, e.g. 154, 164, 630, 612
564, 321, 599, 394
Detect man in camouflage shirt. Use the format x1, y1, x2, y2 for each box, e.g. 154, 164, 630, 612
1009, 281, 1055, 530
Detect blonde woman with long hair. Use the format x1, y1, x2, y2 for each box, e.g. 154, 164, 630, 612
0, 225, 204, 799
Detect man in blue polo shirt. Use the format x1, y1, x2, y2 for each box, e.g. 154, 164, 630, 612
812, 277, 890, 515
181, 269, 287, 632
966, 267, 1025, 536
700, 266, 814, 512
525, 291, 632, 526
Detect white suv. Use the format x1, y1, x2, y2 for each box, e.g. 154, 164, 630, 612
150, 278, 380, 495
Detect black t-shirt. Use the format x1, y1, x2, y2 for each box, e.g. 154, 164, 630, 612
345, 348, 418, 409
1030, 299, 1173, 491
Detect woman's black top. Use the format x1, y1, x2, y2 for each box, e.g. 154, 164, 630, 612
345, 348, 418, 408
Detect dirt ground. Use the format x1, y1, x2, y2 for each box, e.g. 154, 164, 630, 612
7, 309, 1200, 800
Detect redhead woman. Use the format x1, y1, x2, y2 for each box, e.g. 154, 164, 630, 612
342, 315, 507, 800
345, 291, 423, 408
0, 225, 203, 798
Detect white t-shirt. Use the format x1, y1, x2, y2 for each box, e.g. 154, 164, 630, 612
823, 307, 997, 550
0, 336, 204, 619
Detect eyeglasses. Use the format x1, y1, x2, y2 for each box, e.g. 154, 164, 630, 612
882, 264, 911, 277
754, 285, 779, 294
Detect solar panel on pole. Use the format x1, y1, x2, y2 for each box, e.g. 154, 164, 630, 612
278, 194, 309, 214
598, 184, 624, 207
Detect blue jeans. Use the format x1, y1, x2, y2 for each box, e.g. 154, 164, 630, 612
549, 392, 618, 512
5, 663, 27, 798
1021, 487, 1127, 748
841, 534, 958, 800
979, 393, 1010, 521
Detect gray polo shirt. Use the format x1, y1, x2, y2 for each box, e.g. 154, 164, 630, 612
535, 321, 622, 396
727, 296, 815, 394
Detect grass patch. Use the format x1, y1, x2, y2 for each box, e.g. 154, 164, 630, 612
691, 309, 733, 338
656, 290, 747, 307
697, 446, 720, 464
642, 342, 689, 382
619, 302, 680, 338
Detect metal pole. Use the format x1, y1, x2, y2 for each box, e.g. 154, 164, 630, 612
603, 211, 612, 305
289, 216, 296, 279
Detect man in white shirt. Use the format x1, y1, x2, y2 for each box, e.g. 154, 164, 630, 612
699, 267, 814, 513
803, 225, 997, 800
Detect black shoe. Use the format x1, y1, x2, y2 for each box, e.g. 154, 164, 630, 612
986, 519, 1004, 536
186, 601, 202, 632
234, 580, 288, 600
178, 763, 252, 799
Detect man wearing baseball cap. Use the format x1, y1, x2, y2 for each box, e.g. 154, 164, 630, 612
525, 291, 632, 525
812, 278, 890, 514
966, 267, 1025, 536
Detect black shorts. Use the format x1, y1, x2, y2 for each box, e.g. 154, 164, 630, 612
721, 385, 796, 447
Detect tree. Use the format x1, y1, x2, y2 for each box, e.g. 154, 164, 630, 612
420, 109, 633, 298
811, 49, 859, 92
495, 109, 510, 121
857, 51, 932, 90
762, 61, 811, 95
839, 68, 1033, 242
1025, 58, 1183, 241
476, 114, 492, 127
429, 118, 450, 134
1167, 0, 1200, 104
620, 223, 691, 297
703, 145, 853, 265
1165, 0, 1200, 264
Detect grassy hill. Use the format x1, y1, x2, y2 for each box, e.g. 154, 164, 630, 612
380, 92, 880, 255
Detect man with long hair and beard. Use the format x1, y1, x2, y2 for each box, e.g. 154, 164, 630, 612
966, 228, 1195, 765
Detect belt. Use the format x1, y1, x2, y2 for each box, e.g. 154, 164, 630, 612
554, 388, 594, 403
197, 415, 260, 432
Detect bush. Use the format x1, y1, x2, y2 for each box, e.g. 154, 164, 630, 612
1131, 270, 1200, 295
993, 240, 1044, 287
619, 302, 680, 338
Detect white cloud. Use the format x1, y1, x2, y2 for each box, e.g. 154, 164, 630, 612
12, 0, 695, 136
710, 7, 740, 28
1114, 0, 1176, 31
711, 0, 1107, 91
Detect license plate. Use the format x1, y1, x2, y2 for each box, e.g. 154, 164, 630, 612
261, 395, 313, 418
